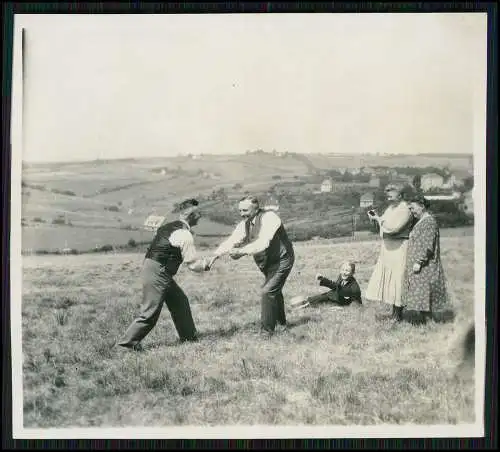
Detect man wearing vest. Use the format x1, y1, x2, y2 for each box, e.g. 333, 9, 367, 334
211, 196, 295, 336
117, 199, 211, 350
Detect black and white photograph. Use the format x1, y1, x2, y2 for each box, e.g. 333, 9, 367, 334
9, 10, 488, 439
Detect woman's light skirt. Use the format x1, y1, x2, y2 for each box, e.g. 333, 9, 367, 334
365, 238, 408, 307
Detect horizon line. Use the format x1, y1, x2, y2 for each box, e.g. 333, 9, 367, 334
22, 151, 474, 165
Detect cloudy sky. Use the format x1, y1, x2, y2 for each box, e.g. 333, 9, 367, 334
14, 13, 487, 162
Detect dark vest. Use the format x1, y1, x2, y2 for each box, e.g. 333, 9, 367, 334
145, 220, 187, 275
242, 210, 294, 270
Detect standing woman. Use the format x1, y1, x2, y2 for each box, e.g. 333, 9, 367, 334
365, 184, 414, 321
402, 194, 452, 325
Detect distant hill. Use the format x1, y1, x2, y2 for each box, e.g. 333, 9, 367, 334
20, 152, 473, 252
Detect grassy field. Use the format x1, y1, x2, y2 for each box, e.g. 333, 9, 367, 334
20, 234, 476, 428
21, 218, 234, 253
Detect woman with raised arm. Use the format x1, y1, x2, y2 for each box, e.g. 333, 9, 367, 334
365, 184, 414, 321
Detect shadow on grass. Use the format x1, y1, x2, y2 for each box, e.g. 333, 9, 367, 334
142, 316, 321, 349
286, 315, 321, 329
401, 309, 456, 326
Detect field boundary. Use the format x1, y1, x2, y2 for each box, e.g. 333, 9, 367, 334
20, 226, 474, 256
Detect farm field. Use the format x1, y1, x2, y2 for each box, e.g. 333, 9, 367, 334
19, 153, 474, 254
21, 217, 234, 253
20, 234, 476, 428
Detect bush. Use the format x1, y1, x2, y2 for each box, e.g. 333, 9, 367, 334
105, 205, 120, 212
127, 238, 137, 248
52, 189, 76, 196
434, 212, 473, 228
33, 217, 45, 223
287, 222, 353, 242
52, 217, 66, 225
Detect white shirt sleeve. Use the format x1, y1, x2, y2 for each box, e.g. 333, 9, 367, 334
379, 202, 412, 235
214, 221, 247, 257
169, 229, 198, 264
239, 211, 282, 255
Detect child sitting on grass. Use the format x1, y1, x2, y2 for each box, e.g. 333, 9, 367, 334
291, 261, 362, 309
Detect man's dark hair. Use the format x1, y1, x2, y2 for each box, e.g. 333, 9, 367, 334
173, 198, 199, 213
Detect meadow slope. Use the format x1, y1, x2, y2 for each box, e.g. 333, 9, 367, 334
20, 153, 473, 253
20, 235, 476, 428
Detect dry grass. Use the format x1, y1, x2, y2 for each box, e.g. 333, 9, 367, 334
21, 235, 475, 427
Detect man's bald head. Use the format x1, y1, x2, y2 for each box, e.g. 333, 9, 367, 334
238, 196, 260, 220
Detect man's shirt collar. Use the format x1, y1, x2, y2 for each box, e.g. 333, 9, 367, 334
180, 219, 191, 231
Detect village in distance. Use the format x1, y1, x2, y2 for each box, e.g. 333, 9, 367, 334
20, 149, 474, 256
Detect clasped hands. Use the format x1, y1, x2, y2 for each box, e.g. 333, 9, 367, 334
198, 248, 247, 273
228, 248, 246, 260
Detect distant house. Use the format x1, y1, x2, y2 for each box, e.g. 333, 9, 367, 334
442, 173, 465, 189
160, 169, 167, 176
368, 177, 380, 188
360, 192, 375, 208
402, 174, 415, 184
143, 215, 165, 232
363, 167, 377, 175
350, 168, 361, 176
391, 174, 413, 186
421, 173, 445, 191
264, 195, 280, 212
320, 178, 333, 193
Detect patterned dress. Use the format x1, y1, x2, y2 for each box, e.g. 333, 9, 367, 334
365, 201, 413, 307
402, 213, 450, 312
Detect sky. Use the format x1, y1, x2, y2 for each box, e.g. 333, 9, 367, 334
14, 13, 488, 162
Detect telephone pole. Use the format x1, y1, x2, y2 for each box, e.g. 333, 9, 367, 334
351, 206, 357, 240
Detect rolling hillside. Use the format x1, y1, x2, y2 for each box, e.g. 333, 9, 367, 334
20, 152, 473, 252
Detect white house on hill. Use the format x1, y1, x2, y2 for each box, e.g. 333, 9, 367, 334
143, 215, 166, 232
360, 192, 375, 208
421, 173, 445, 191
320, 178, 333, 193
264, 195, 280, 212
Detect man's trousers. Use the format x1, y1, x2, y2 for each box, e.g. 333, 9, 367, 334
259, 256, 294, 333
118, 259, 197, 347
